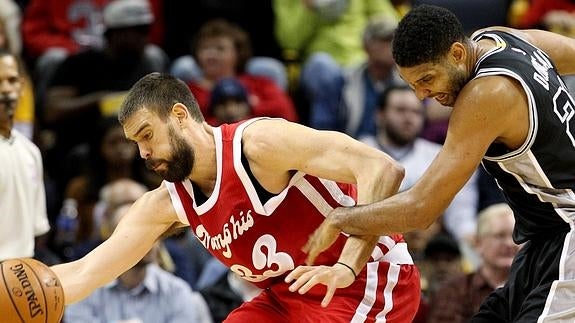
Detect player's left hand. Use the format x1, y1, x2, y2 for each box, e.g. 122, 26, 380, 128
284, 263, 355, 307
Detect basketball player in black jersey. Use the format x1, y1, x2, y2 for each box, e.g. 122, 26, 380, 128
293, 4, 575, 322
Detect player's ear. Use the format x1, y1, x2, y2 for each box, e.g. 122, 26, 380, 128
449, 42, 466, 64
171, 103, 188, 124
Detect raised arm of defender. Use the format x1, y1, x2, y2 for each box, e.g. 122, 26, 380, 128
304, 70, 531, 260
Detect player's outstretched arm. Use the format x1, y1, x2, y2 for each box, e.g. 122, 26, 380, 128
305, 74, 529, 258
51, 185, 181, 304
243, 118, 404, 306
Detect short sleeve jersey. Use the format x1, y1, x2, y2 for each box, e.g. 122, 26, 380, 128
164, 119, 409, 290
472, 30, 575, 243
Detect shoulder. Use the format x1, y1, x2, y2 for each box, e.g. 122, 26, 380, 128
241, 118, 292, 156
461, 75, 525, 109
472, 26, 532, 42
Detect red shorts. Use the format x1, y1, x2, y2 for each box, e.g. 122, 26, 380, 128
224, 263, 420, 323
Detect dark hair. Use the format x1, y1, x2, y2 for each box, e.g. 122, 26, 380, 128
0, 48, 23, 74
192, 19, 252, 74
118, 72, 204, 124
377, 83, 414, 110
392, 5, 466, 67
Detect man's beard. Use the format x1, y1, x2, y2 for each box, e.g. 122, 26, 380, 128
385, 123, 417, 147
145, 125, 194, 182
446, 66, 468, 106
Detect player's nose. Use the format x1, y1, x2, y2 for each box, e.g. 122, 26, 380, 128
138, 144, 151, 159
414, 87, 430, 100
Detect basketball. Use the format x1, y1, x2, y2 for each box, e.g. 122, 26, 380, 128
0, 258, 65, 323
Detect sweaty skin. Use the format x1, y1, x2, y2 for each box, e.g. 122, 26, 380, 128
51, 109, 404, 307
304, 27, 575, 263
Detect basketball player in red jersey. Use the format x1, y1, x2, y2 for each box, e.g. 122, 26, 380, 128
51, 73, 420, 322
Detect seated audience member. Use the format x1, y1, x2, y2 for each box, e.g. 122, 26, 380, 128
304, 17, 404, 138
199, 259, 262, 323
185, 19, 297, 125
427, 203, 520, 323
64, 204, 213, 323
42, 0, 167, 186
361, 84, 479, 244
209, 78, 252, 125
21, 0, 164, 108
54, 118, 158, 260
274, 0, 399, 68
412, 233, 464, 322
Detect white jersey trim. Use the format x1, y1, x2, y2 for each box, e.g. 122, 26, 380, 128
193, 127, 224, 214
232, 117, 300, 215
474, 68, 538, 161
164, 181, 189, 225
472, 33, 507, 72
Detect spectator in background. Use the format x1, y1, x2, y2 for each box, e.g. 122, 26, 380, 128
21, 0, 164, 108
274, 0, 399, 69
427, 203, 520, 323
209, 78, 252, 125
361, 84, 479, 245
185, 19, 297, 125
413, 233, 464, 323
0, 0, 22, 55
162, 0, 281, 64
513, 0, 575, 36
0, 15, 36, 140
42, 0, 167, 190
54, 117, 159, 261
305, 17, 403, 138
0, 49, 50, 261
64, 203, 213, 323
199, 260, 262, 323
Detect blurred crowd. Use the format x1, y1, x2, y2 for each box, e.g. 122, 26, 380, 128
1, 0, 574, 322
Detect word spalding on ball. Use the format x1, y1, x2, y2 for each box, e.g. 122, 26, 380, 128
0, 258, 65, 323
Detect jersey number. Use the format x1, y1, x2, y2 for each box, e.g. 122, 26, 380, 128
552, 77, 575, 147
230, 234, 295, 282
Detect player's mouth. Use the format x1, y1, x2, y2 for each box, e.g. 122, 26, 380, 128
145, 159, 165, 172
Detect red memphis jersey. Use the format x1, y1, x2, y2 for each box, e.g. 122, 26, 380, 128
164, 119, 413, 291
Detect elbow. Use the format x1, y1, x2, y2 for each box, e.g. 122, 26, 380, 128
381, 157, 404, 190
391, 162, 405, 188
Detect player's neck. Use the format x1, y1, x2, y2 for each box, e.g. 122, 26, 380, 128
188, 122, 218, 193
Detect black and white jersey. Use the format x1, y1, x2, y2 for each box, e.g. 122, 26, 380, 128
471, 30, 575, 243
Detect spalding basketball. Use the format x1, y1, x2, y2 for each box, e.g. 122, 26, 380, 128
0, 258, 65, 323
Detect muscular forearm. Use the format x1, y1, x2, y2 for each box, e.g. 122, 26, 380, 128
337, 235, 379, 275
331, 192, 434, 236
51, 260, 103, 305
336, 161, 403, 273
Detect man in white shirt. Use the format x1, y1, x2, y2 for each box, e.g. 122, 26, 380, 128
360, 84, 479, 245
0, 48, 50, 261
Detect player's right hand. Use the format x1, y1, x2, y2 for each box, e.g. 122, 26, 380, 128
284, 263, 355, 307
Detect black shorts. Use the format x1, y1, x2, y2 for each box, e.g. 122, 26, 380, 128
472, 229, 575, 322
